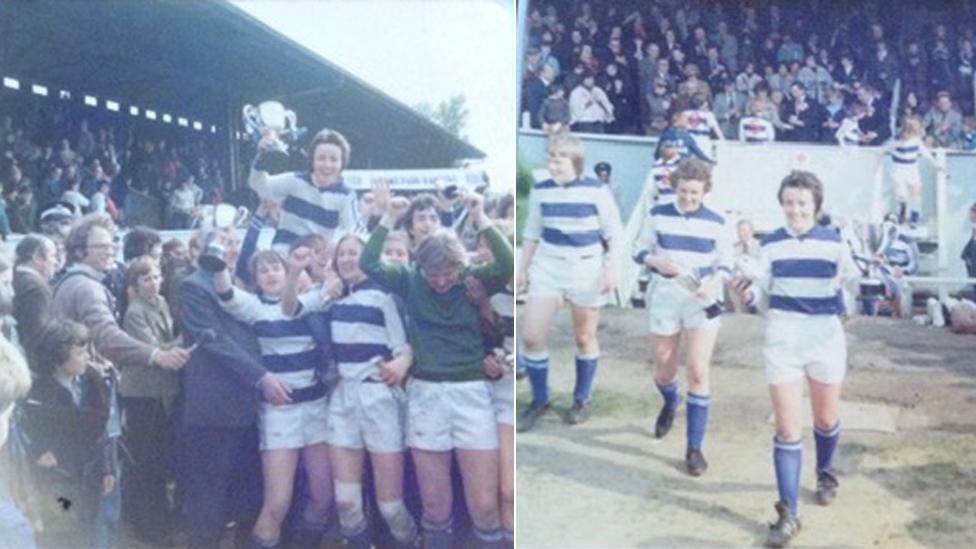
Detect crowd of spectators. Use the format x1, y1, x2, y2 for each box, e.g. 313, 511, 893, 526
521, 0, 976, 149
0, 99, 226, 238
0, 119, 516, 548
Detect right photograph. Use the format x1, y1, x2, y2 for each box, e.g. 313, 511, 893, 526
515, 1, 976, 547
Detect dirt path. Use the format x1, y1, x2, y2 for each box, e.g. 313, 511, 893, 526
516, 310, 976, 548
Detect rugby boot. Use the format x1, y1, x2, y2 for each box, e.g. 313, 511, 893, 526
517, 401, 550, 432
766, 500, 801, 548
564, 400, 591, 425
685, 448, 708, 476
654, 397, 681, 438
815, 470, 839, 506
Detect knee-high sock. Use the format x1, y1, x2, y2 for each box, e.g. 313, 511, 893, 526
572, 354, 599, 404
523, 352, 549, 406
774, 437, 803, 517
686, 392, 710, 450
814, 421, 841, 474
656, 381, 679, 412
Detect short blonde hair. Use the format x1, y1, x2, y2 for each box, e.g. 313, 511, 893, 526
546, 133, 585, 176
413, 230, 468, 271
900, 116, 924, 139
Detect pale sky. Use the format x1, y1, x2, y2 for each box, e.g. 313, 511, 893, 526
233, 0, 514, 189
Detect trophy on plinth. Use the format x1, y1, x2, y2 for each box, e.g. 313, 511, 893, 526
243, 101, 302, 174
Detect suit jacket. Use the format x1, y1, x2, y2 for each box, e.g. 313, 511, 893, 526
51, 264, 155, 369
120, 295, 180, 400
13, 265, 52, 347
962, 235, 976, 277
178, 268, 265, 428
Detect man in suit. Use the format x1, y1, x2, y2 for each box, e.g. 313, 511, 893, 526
13, 234, 58, 349
177, 227, 290, 549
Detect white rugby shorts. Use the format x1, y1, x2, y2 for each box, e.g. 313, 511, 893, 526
763, 315, 847, 385
327, 379, 406, 453
406, 379, 498, 451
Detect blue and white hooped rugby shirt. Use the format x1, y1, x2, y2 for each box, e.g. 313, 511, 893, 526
250, 169, 358, 249
889, 137, 933, 169
645, 157, 680, 204
751, 224, 859, 317
632, 201, 733, 283
301, 279, 410, 382
523, 177, 623, 260
219, 289, 327, 402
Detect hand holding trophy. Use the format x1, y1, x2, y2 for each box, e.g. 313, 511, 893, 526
243, 101, 303, 174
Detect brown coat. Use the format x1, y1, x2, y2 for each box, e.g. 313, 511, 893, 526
51, 264, 155, 370
13, 265, 52, 348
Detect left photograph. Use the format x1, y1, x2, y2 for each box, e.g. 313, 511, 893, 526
0, 2, 515, 549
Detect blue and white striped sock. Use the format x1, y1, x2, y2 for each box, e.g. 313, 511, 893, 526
774, 437, 803, 517
814, 421, 841, 474
686, 392, 710, 450
573, 354, 599, 404
523, 352, 549, 406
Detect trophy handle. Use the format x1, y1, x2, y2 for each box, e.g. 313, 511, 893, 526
283, 110, 297, 136
242, 104, 260, 136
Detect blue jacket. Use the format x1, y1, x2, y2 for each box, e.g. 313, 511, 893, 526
178, 269, 265, 427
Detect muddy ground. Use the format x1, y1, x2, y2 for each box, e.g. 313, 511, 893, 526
516, 310, 976, 548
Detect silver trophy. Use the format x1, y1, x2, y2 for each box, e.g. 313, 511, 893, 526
243, 101, 300, 174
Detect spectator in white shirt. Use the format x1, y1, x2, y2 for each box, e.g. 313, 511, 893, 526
569, 74, 614, 134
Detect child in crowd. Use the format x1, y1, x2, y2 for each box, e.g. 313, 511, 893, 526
119, 256, 181, 544
739, 99, 776, 143
539, 83, 571, 135
24, 320, 121, 549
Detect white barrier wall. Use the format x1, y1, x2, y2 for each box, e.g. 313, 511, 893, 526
518, 129, 976, 298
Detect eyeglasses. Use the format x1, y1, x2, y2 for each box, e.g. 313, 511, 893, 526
87, 242, 117, 251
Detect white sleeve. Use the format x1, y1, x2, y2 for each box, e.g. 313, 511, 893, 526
381, 294, 410, 357
632, 203, 657, 265
712, 221, 734, 280
249, 169, 295, 203
764, 120, 776, 142
521, 186, 543, 242
297, 287, 331, 314
218, 288, 264, 324
738, 119, 748, 142
597, 186, 623, 244
747, 243, 773, 310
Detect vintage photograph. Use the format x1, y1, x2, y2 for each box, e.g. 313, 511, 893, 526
0, 1, 515, 548
516, 1, 976, 547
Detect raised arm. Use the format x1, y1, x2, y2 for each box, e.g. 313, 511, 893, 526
360, 196, 411, 295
